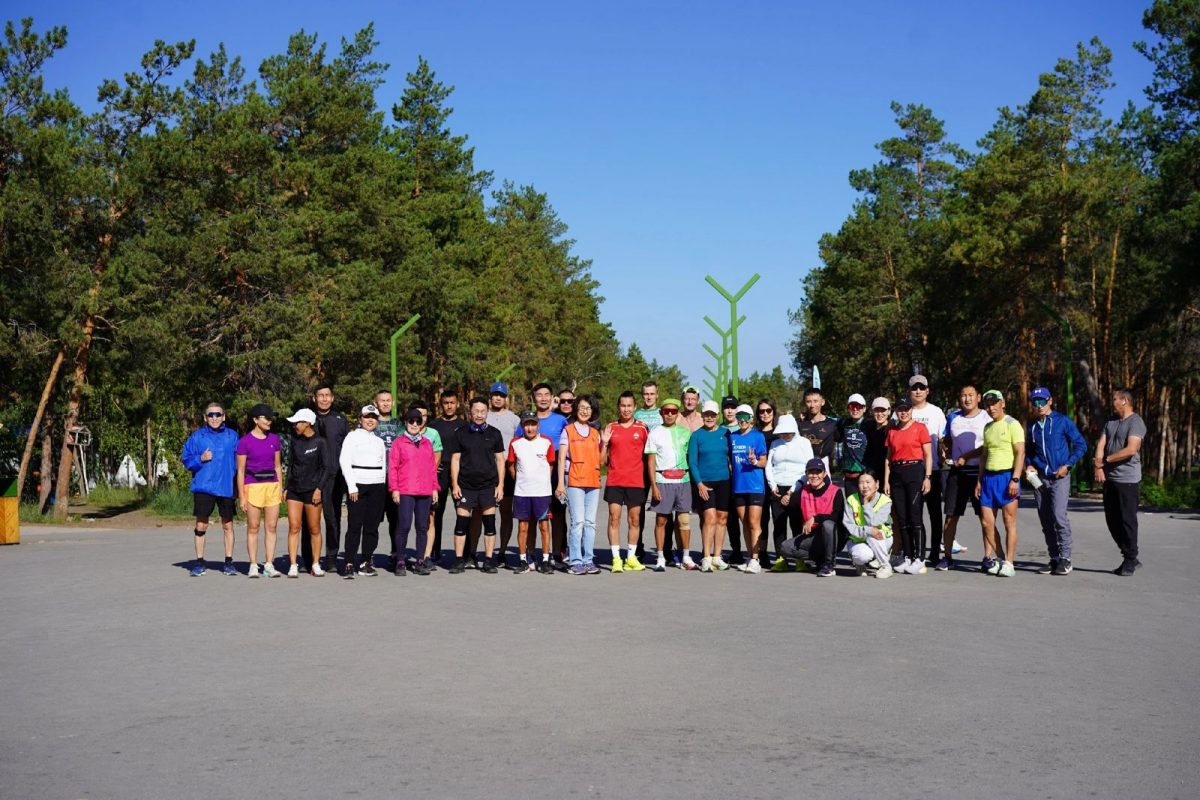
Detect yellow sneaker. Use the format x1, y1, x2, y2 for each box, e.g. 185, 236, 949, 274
611, 557, 624, 573
623, 553, 646, 571
769, 557, 789, 573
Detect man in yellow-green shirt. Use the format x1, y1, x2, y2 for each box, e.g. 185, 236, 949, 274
969, 390, 1025, 577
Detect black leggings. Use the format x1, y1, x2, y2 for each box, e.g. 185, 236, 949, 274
344, 483, 386, 566
889, 462, 926, 560
780, 519, 845, 567
768, 493, 800, 557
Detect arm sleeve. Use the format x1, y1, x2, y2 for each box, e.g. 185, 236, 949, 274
314, 438, 330, 489
181, 433, 202, 474
339, 433, 358, 495
506, 442, 517, 464
687, 435, 701, 481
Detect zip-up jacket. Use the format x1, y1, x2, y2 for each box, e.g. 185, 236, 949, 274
388, 435, 439, 495
843, 492, 893, 543
799, 477, 845, 525
286, 433, 329, 494
181, 424, 239, 497
339, 428, 387, 494
313, 409, 349, 483
765, 436, 815, 492
1026, 410, 1087, 477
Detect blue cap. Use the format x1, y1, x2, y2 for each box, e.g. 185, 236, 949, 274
1029, 386, 1051, 401
489, 382, 509, 396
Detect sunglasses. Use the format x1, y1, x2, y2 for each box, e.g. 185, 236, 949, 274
757, 408, 773, 414
206, 411, 224, 418
910, 384, 928, 391
405, 419, 423, 425
558, 399, 575, 405
662, 408, 679, 415
1032, 398, 1048, 407
736, 413, 752, 421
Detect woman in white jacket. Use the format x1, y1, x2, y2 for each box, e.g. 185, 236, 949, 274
339, 404, 388, 577
764, 414, 814, 571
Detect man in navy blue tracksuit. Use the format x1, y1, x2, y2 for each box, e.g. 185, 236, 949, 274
1026, 387, 1087, 575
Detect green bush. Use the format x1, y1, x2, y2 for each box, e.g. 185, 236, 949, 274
146, 486, 201, 520
1140, 478, 1200, 509
85, 485, 144, 509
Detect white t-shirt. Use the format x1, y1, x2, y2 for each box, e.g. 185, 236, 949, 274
947, 409, 989, 467
911, 404, 947, 469
506, 435, 555, 497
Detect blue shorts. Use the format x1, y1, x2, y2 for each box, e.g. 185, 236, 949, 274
979, 471, 1017, 510
513, 495, 551, 522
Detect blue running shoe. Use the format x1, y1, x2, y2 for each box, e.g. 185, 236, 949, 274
935, 558, 951, 571
189, 561, 206, 577
222, 562, 237, 576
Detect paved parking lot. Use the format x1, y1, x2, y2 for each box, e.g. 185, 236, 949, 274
1, 497, 1196, 799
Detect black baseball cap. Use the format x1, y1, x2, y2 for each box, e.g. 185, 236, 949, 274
249, 403, 275, 420
721, 395, 739, 409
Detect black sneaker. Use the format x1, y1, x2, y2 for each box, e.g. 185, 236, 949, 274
537, 561, 554, 574
481, 559, 498, 574
466, 560, 479, 570
513, 561, 533, 574
449, 559, 467, 574
360, 563, 377, 577
411, 561, 430, 576
1116, 558, 1136, 576
393, 562, 406, 577
1037, 560, 1058, 575
1053, 558, 1072, 575
342, 564, 356, 579
387, 554, 398, 572
423, 557, 439, 572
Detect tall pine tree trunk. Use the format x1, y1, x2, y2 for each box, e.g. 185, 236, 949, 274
38, 419, 54, 513
16, 346, 66, 500
53, 312, 96, 519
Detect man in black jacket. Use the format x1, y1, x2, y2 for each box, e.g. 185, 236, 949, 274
301, 383, 349, 572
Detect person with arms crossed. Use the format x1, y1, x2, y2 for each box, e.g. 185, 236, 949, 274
884, 398, 931, 575
1094, 388, 1146, 576
971, 390, 1025, 578
181, 402, 240, 577
1026, 386, 1087, 576
601, 391, 648, 572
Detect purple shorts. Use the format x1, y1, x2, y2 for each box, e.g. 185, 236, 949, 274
513, 495, 552, 522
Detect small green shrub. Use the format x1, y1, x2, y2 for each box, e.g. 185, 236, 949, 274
1140, 478, 1200, 509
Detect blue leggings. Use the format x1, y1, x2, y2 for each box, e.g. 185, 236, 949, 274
394, 495, 432, 560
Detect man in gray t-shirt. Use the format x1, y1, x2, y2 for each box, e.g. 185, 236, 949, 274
1094, 388, 1147, 576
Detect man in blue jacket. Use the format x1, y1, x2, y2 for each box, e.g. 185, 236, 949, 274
1026, 387, 1087, 575
181, 402, 240, 576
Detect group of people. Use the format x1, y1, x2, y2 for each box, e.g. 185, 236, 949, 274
181, 375, 1147, 580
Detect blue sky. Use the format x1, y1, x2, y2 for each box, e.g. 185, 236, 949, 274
26, 1, 1155, 393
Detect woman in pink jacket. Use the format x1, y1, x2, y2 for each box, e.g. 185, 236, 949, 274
389, 409, 440, 576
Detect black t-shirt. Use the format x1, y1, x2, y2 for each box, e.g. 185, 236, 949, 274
863, 422, 891, 478
798, 416, 839, 461
429, 417, 464, 470
286, 433, 328, 493
446, 423, 504, 490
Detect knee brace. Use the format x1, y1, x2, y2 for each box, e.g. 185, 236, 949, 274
675, 514, 691, 532
194, 527, 206, 537
454, 515, 470, 537
481, 515, 497, 536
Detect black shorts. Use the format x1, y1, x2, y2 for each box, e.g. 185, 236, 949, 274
456, 487, 497, 511
693, 479, 731, 512
733, 492, 765, 507
604, 485, 647, 507
193, 492, 235, 521
286, 488, 318, 504
943, 468, 981, 517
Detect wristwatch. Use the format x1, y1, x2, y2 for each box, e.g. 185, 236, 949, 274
1010, 476, 1019, 483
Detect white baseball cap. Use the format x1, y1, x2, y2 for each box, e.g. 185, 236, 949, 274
286, 408, 317, 425
735, 403, 754, 416
847, 393, 867, 406
870, 397, 891, 411
701, 400, 719, 414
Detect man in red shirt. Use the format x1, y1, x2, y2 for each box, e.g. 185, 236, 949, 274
601, 391, 649, 571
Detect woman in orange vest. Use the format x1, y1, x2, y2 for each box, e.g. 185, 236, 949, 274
556, 394, 603, 575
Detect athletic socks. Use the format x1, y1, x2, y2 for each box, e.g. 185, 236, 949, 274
611, 546, 621, 559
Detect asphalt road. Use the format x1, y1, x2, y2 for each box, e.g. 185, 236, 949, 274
1, 496, 1196, 800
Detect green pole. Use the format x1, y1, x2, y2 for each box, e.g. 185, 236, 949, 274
705, 275, 759, 398
1039, 301, 1076, 490
494, 363, 517, 383
704, 313, 746, 398
389, 314, 421, 403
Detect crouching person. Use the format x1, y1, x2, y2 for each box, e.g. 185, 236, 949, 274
844, 470, 894, 579
779, 458, 847, 577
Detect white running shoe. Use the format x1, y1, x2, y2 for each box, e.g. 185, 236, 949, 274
310, 562, 326, 577
889, 554, 905, 569
911, 559, 928, 575
711, 556, 730, 571
699, 557, 713, 572
875, 563, 894, 579
951, 540, 967, 554
287, 564, 299, 578
262, 562, 281, 578
998, 561, 1016, 577
247, 563, 260, 578
738, 558, 762, 574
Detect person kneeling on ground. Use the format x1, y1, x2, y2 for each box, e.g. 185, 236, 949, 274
780, 459, 847, 577
843, 470, 894, 579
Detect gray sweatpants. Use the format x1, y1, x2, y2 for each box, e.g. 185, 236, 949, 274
1034, 475, 1072, 560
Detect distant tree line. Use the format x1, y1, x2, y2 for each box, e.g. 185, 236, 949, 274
790, 0, 1200, 485
0, 21, 681, 514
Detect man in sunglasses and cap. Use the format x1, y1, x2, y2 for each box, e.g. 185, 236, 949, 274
181, 402, 240, 576
1026, 387, 1086, 575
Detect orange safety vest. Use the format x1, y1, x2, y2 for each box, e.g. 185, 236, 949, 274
565, 424, 602, 488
